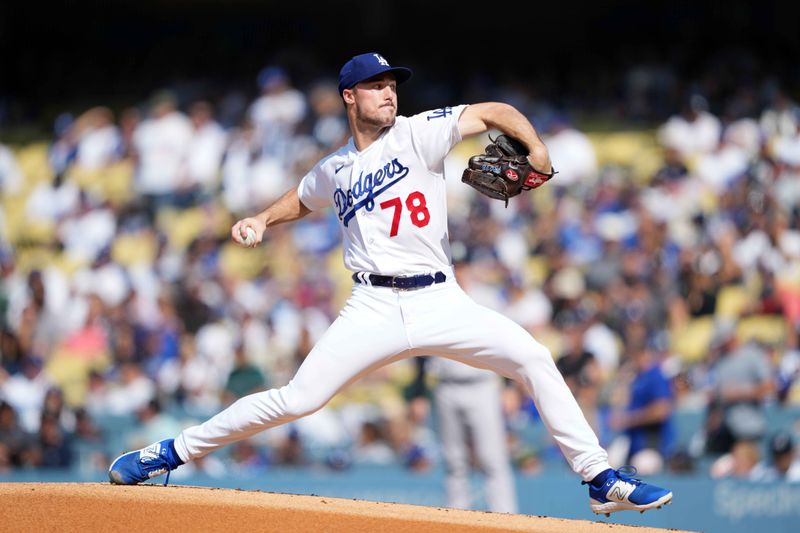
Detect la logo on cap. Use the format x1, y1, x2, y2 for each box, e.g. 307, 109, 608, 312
373, 54, 390, 67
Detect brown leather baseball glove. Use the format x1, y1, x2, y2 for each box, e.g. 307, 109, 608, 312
461, 134, 557, 206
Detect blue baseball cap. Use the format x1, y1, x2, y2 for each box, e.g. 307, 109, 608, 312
338, 52, 412, 95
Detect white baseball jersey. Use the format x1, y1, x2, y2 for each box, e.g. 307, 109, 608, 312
298, 105, 467, 276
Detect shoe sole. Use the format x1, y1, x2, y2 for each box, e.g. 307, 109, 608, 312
590, 492, 673, 516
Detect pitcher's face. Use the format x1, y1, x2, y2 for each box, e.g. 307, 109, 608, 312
345, 73, 398, 129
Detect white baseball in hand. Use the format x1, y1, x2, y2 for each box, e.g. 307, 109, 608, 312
241, 227, 257, 247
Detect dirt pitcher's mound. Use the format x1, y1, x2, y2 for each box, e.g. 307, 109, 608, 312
0, 483, 694, 533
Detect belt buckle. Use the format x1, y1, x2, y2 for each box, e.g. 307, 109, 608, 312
395, 275, 425, 291
391, 276, 409, 290
390, 274, 440, 290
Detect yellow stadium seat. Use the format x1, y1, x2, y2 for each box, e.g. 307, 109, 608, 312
15, 246, 55, 274
111, 231, 158, 266
68, 166, 104, 191
531, 183, 557, 211
452, 136, 484, 159
698, 189, 719, 214
14, 143, 53, 187
22, 220, 57, 245
586, 131, 662, 183
62, 161, 135, 206
671, 315, 716, 363
525, 255, 550, 287
326, 246, 352, 309
218, 241, 268, 280
49, 252, 88, 277
2, 195, 29, 244
535, 326, 565, 359
45, 347, 110, 407
715, 285, 752, 319
737, 315, 786, 346
157, 207, 205, 250
101, 161, 135, 206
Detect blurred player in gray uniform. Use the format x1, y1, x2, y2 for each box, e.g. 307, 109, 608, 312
431, 357, 517, 513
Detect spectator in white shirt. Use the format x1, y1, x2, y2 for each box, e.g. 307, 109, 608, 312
132, 90, 193, 219
177, 101, 228, 206
0, 356, 51, 433
543, 114, 598, 187
658, 94, 721, 163
58, 192, 117, 264
0, 143, 23, 196
100, 362, 156, 417
75, 106, 121, 170
770, 111, 800, 212
760, 89, 799, 141
248, 66, 307, 163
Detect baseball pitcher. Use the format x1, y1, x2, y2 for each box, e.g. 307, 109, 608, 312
109, 52, 672, 516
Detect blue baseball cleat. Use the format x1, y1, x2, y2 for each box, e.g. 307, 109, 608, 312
108, 439, 183, 485
584, 466, 673, 516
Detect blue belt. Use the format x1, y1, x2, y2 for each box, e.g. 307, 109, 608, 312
352, 271, 447, 290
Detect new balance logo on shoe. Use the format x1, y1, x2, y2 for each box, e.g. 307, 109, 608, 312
140, 444, 161, 462
609, 482, 633, 502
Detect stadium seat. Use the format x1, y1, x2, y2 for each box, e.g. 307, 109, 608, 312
714, 285, 751, 319
671, 316, 715, 363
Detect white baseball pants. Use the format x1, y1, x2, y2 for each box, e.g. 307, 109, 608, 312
174, 278, 611, 481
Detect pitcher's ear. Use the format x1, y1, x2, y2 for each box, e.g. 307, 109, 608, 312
342, 87, 356, 105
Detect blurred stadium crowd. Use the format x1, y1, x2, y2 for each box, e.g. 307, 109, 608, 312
1, 63, 800, 485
